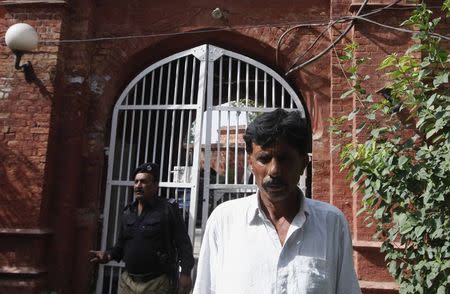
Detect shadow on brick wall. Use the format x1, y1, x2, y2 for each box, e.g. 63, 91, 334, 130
0, 142, 43, 228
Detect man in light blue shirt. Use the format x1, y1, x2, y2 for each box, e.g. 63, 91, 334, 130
193, 109, 361, 294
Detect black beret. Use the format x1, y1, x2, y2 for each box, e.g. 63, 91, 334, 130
132, 162, 160, 181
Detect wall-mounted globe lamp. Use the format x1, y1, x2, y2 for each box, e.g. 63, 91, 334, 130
4, 23, 39, 80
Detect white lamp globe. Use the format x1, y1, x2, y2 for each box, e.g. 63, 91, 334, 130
5, 23, 39, 52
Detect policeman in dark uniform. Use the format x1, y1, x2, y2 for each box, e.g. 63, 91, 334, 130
90, 163, 194, 294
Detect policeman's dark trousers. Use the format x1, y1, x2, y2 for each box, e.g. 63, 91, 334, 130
118, 271, 171, 294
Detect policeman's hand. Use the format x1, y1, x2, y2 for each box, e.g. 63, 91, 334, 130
89, 250, 111, 264
178, 273, 192, 294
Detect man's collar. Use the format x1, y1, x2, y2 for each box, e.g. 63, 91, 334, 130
247, 194, 260, 224
290, 191, 309, 231
301, 190, 310, 216
130, 196, 158, 210
247, 188, 310, 225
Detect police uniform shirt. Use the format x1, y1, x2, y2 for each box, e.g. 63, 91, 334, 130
108, 197, 194, 275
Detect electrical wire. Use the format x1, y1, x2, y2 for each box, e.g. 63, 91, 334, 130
17, 2, 447, 47
40, 27, 233, 44
358, 0, 404, 18
275, 23, 330, 65
2, 0, 446, 74
277, 0, 404, 67
286, 0, 370, 75
35, 20, 330, 44
353, 15, 450, 41
25, 1, 436, 45
285, 1, 450, 75
282, 20, 339, 69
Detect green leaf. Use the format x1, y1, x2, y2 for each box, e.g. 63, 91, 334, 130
356, 122, 366, 134
405, 43, 422, 54
426, 128, 438, 139
398, 156, 408, 166
366, 113, 376, 120
370, 127, 388, 138
341, 88, 355, 98
374, 207, 385, 219
379, 55, 397, 69
339, 54, 352, 61
426, 93, 437, 108
437, 286, 446, 294
414, 226, 426, 238
348, 109, 359, 120
371, 128, 380, 138
356, 207, 366, 217
373, 179, 381, 191
433, 72, 449, 87
389, 261, 397, 275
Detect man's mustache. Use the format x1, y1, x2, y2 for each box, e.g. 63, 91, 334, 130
262, 177, 285, 189
134, 188, 144, 194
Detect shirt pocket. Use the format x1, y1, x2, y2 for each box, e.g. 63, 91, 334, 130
122, 216, 136, 239
294, 256, 329, 294
141, 219, 162, 238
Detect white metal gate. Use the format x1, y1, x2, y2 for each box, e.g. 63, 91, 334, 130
96, 44, 307, 293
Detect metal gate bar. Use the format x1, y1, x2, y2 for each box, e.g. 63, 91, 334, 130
97, 46, 207, 293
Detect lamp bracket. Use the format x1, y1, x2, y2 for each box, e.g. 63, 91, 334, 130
13, 50, 35, 82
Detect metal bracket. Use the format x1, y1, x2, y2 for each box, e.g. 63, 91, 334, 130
208, 45, 224, 62
192, 45, 207, 61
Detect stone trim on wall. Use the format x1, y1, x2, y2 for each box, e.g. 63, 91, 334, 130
360, 280, 400, 291
0, 228, 52, 236
0, 0, 67, 6
353, 239, 406, 250
0, 266, 47, 276
350, 0, 417, 6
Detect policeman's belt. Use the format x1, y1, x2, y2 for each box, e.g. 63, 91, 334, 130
127, 272, 165, 283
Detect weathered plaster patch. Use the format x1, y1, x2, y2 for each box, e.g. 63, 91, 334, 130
0, 78, 13, 99
66, 75, 85, 84
88, 75, 111, 95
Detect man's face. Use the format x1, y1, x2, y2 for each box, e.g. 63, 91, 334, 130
248, 140, 308, 203
134, 172, 158, 201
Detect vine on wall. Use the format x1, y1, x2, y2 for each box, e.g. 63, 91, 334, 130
332, 2, 450, 293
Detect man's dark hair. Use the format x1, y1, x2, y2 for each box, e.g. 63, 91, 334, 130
243, 109, 310, 155
132, 162, 160, 182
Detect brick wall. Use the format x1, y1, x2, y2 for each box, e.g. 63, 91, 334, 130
0, 1, 66, 292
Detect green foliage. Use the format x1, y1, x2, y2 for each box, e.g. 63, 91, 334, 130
334, 2, 450, 293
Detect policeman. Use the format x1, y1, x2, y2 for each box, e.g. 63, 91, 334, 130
90, 162, 194, 294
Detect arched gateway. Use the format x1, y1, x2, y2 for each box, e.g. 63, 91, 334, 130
97, 44, 309, 292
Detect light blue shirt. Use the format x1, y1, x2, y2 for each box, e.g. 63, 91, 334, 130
193, 192, 361, 294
